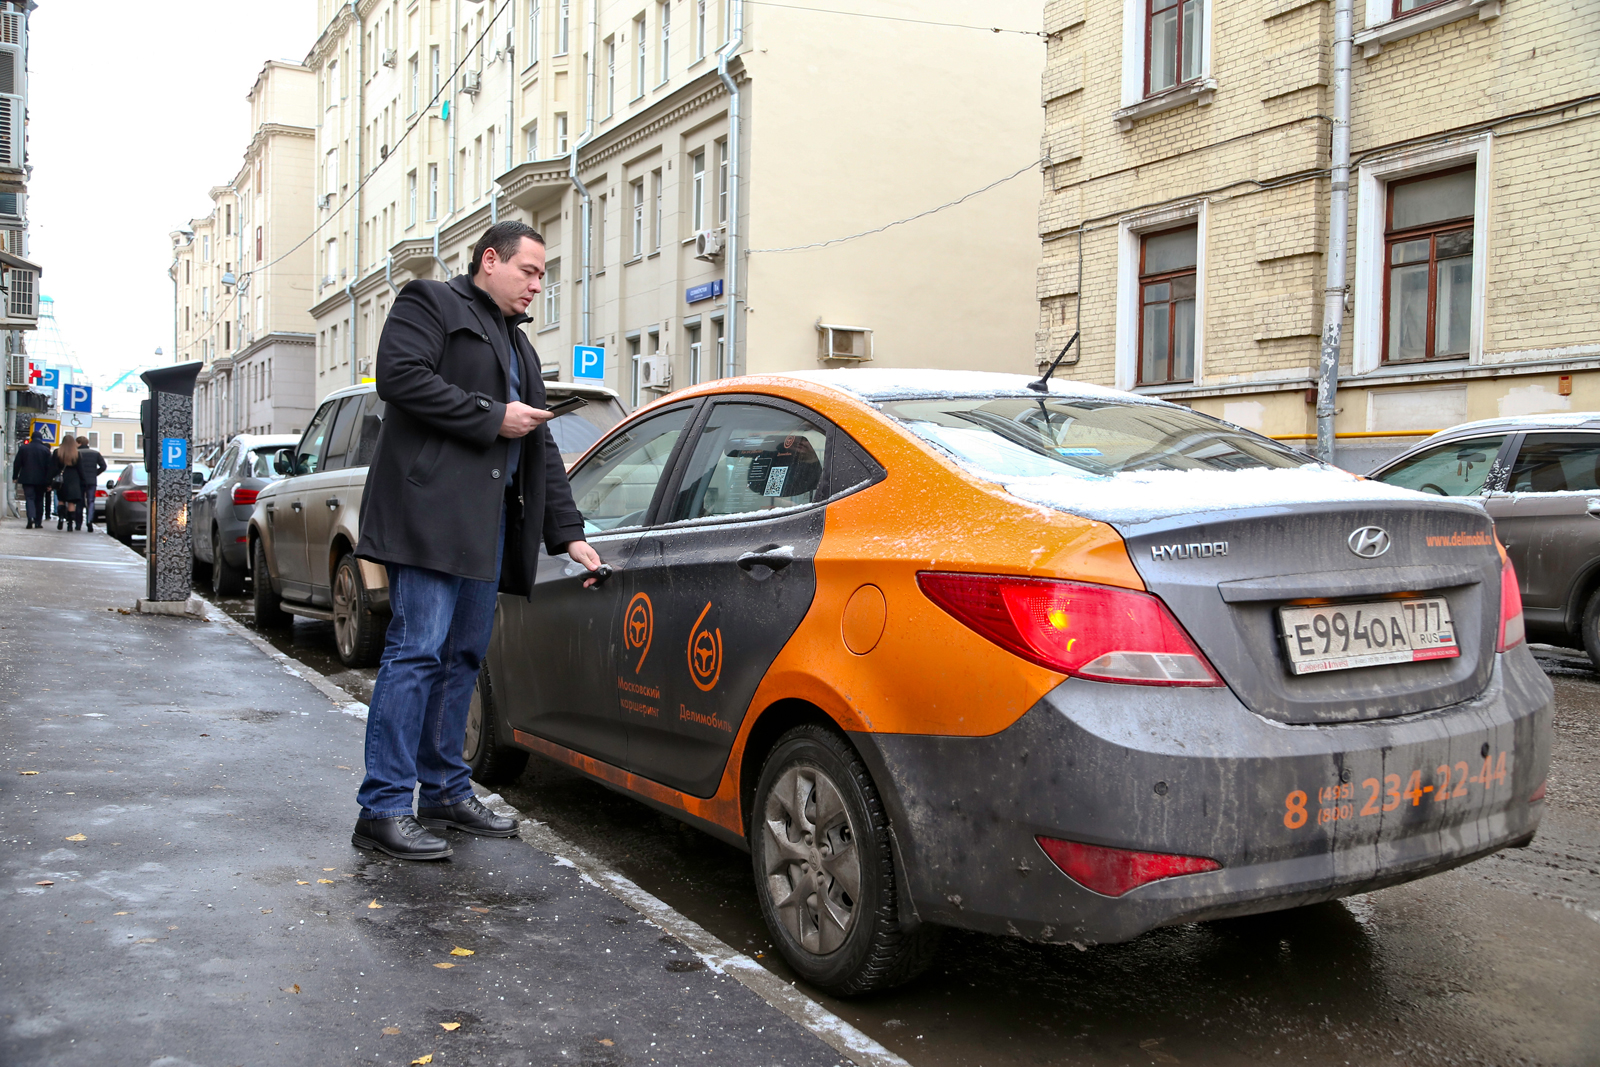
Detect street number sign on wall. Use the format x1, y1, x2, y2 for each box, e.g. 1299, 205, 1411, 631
64, 383, 93, 413
574, 344, 605, 381
161, 438, 188, 470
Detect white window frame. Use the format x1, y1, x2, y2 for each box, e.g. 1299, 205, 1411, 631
634, 16, 647, 98
658, 0, 671, 82
1116, 0, 1214, 127
557, 0, 570, 55
691, 150, 705, 232
407, 170, 417, 227
652, 169, 663, 252
427, 164, 439, 220
1113, 199, 1208, 392
630, 178, 645, 256
606, 38, 616, 115
1351, 134, 1492, 376
1357, 0, 1501, 57
528, 0, 541, 63
525, 122, 538, 161
556, 113, 569, 155
695, 0, 707, 59
544, 258, 563, 326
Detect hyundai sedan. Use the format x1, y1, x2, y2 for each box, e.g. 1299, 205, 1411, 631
466, 370, 1553, 995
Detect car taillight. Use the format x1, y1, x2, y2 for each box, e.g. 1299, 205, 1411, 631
124, 489, 148, 503
232, 485, 259, 506
1496, 552, 1525, 653
1528, 780, 1546, 803
95, 489, 107, 499
916, 572, 1223, 686
1035, 837, 1221, 897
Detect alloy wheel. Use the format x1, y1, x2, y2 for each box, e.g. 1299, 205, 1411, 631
463, 682, 484, 762
332, 563, 358, 661
762, 764, 862, 954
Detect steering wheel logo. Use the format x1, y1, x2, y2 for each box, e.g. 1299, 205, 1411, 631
687, 601, 723, 692
623, 592, 653, 673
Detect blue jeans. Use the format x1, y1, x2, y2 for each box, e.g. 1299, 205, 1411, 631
356, 514, 504, 819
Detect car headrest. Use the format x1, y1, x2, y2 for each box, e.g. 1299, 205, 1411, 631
737, 434, 823, 498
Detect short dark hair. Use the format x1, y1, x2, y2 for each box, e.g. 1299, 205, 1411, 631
470, 220, 544, 275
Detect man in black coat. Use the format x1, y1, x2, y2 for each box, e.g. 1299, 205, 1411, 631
352, 220, 603, 861
11, 428, 55, 529
74, 436, 106, 532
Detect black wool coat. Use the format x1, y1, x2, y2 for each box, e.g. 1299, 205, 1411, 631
356, 275, 586, 594
77, 448, 107, 491
11, 439, 54, 486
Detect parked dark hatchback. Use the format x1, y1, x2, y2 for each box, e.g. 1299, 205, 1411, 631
1370, 413, 1600, 666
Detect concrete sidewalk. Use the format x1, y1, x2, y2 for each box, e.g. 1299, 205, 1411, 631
0, 517, 848, 1067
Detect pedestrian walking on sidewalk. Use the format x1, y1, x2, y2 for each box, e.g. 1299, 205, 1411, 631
75, 436, 105, 533
11, 428, 54, 529
352, 220, 604, 861
53, 436, 83, 531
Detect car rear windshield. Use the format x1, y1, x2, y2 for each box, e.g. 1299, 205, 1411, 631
130, 464, 148, 485
548, 411, 605, 455
880, 397, 1307, 479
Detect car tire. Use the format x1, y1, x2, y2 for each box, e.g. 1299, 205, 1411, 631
1581, 588, 1600, 672
750, 724, 941, 996
191, 544, 210, 582
332, 553, 388, 668
252, 539, 293, 630
211, 527, 246, 596
463, 668, 529, 786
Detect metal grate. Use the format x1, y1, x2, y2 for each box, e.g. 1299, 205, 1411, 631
0, 12, 22, 46
8, 265, 33, 317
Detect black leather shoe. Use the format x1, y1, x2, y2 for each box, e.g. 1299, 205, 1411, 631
351, 815, 454, 860
417, 795, 519, 838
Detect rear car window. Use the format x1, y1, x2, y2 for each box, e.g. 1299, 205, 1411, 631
1506, 433, 1600, 493
1375, 435, 1507, 496
129, 464, 148, 486
670, 403, 830, 521
881, 397, 1305, 479
548, 412, 604, 455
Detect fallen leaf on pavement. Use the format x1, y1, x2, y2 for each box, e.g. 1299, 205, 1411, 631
433, 962, 454, 970
336, 765, 351, 770
80, 920, 94, 924
297, 881, 310, 886
64, 834, 86, 841
317, 879, 335, 884
134, 938, 158, 944
261, 909, 273, 914
113, 911, 129, 916
282, 984, 300, 994
468, 907, 489, 914
411, 1056, 433, 1066
449, 947, 474, 956
19, 770, 38, 775
439, 1022, 460, 1031
381, 1027, 401, 1036
368, 900, 383, 909
599, 1038, 615, 1047
322, 867, 336, 871
35, 881, 53, 887
167, 926, 179, 930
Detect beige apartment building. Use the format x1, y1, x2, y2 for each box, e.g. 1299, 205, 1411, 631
171, 60, 319, 456
305, 0, 1043, 408
1037, 0, 1600, 469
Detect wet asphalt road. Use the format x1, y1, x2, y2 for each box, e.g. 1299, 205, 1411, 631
180, 549, 1600, 1067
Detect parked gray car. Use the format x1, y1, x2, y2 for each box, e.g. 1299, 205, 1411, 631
1370, 413, 1600, 667
190, 433, 300, 595
249, 379, 625, 667
103, 463, 148, 545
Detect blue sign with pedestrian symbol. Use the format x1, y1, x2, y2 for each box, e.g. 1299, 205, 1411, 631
161, 438, 188, 471
573, 344, 605, 381
64, 384, 93, 413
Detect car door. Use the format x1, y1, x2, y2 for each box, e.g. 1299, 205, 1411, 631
194, 442, 238, 562
269, 398, 340, 602
298, 395, 365, 605
619, 397, 877, 798
492, 403, 699, 768
1488, 431, 1600, 632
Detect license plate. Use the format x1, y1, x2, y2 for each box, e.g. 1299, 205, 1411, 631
1278, 597, 1458, 675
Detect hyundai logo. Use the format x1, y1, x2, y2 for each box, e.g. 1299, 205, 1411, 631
1348, 526, 1392, 559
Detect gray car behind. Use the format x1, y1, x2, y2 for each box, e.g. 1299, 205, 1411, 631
190, 433, 301, 595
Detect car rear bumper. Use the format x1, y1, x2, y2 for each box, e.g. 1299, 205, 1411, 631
852, 645, 1553, 945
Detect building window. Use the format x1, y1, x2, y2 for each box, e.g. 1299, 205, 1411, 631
1394, 0, 1448, 14
427, 164, 439, 220
1137, 225, 1198, 385
408, 54, 419, 112
1147, 0, 1202, 95
688, 323, 703, 384
713, 316, 726, 377
88, 432, 99, 449
596, 194, 607, 270
113, 432, 124, 452
557, 0, 570, 54
628, 334, 642, 407
631, 179, 645, 256
605, 37, 616, 115
658, 0, 671, 81
696, 0, 707, 59
652, 168, 663, 252
473, 135, 483, 199
1384, 165, 1475, 364
203, 234, 211, 261
556, 114, 568, 155
525, 122, 539, 161
325, 148, 339, 195
544, 258, 562, 326
691, 150, 705, 232
430, 46, 441, 96
717, 139, 729, 223
634, 16, 647, 96
408, 170, 418, 226
528, 0, 541, 62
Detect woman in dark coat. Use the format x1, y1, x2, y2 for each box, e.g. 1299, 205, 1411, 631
53, 436, 83, 530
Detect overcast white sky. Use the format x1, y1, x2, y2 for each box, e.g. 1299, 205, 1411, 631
28, 0, 319, 383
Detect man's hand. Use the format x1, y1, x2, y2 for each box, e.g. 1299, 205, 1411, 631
500, 401, 556, 439
567, 540, 606, 587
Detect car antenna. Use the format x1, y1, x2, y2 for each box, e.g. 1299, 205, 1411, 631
1027, 331, 1080, 393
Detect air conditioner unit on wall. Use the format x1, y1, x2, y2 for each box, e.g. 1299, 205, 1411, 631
694, 229, 724, 260
639, 353, 671, 389
381, 49, 398, 68
6, 353, 25, 388
461, 71, 481, 95
816, 322, 873, 363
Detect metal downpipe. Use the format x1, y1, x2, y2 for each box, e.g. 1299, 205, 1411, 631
715, 0, 745, 376
1315, 0, 1353, 464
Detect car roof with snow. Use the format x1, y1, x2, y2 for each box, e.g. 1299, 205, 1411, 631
780, 369, 1167, 406
1416, 412, 1600, 443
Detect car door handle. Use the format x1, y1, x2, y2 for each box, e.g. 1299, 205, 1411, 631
325, 497, 340, 510
737, 544, 795, 574
290, 501, 302, 512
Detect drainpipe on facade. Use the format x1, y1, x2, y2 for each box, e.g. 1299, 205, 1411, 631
714, 0, 745, 376
1315, 0, 1353, 465
347, 0, 365, 387
567, 0, 598, 349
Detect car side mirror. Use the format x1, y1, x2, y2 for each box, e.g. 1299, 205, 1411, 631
274, 449, 294, 475
105, 478, 116, 490
192, 470, 207, 486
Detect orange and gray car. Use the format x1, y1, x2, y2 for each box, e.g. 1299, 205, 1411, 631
467, 370, 1553, 995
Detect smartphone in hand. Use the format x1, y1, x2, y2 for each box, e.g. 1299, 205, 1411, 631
544, 395, 588, 417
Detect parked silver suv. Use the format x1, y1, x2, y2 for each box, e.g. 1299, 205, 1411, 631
249, 379, 626, 666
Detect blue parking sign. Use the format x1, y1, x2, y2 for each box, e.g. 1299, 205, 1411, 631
40, 367, 60, 390
573, 344, 605, 381
64, 383, 93, 413
161, 437, 188, 470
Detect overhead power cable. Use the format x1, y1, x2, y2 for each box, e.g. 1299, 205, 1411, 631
746, 158, 1044, 254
